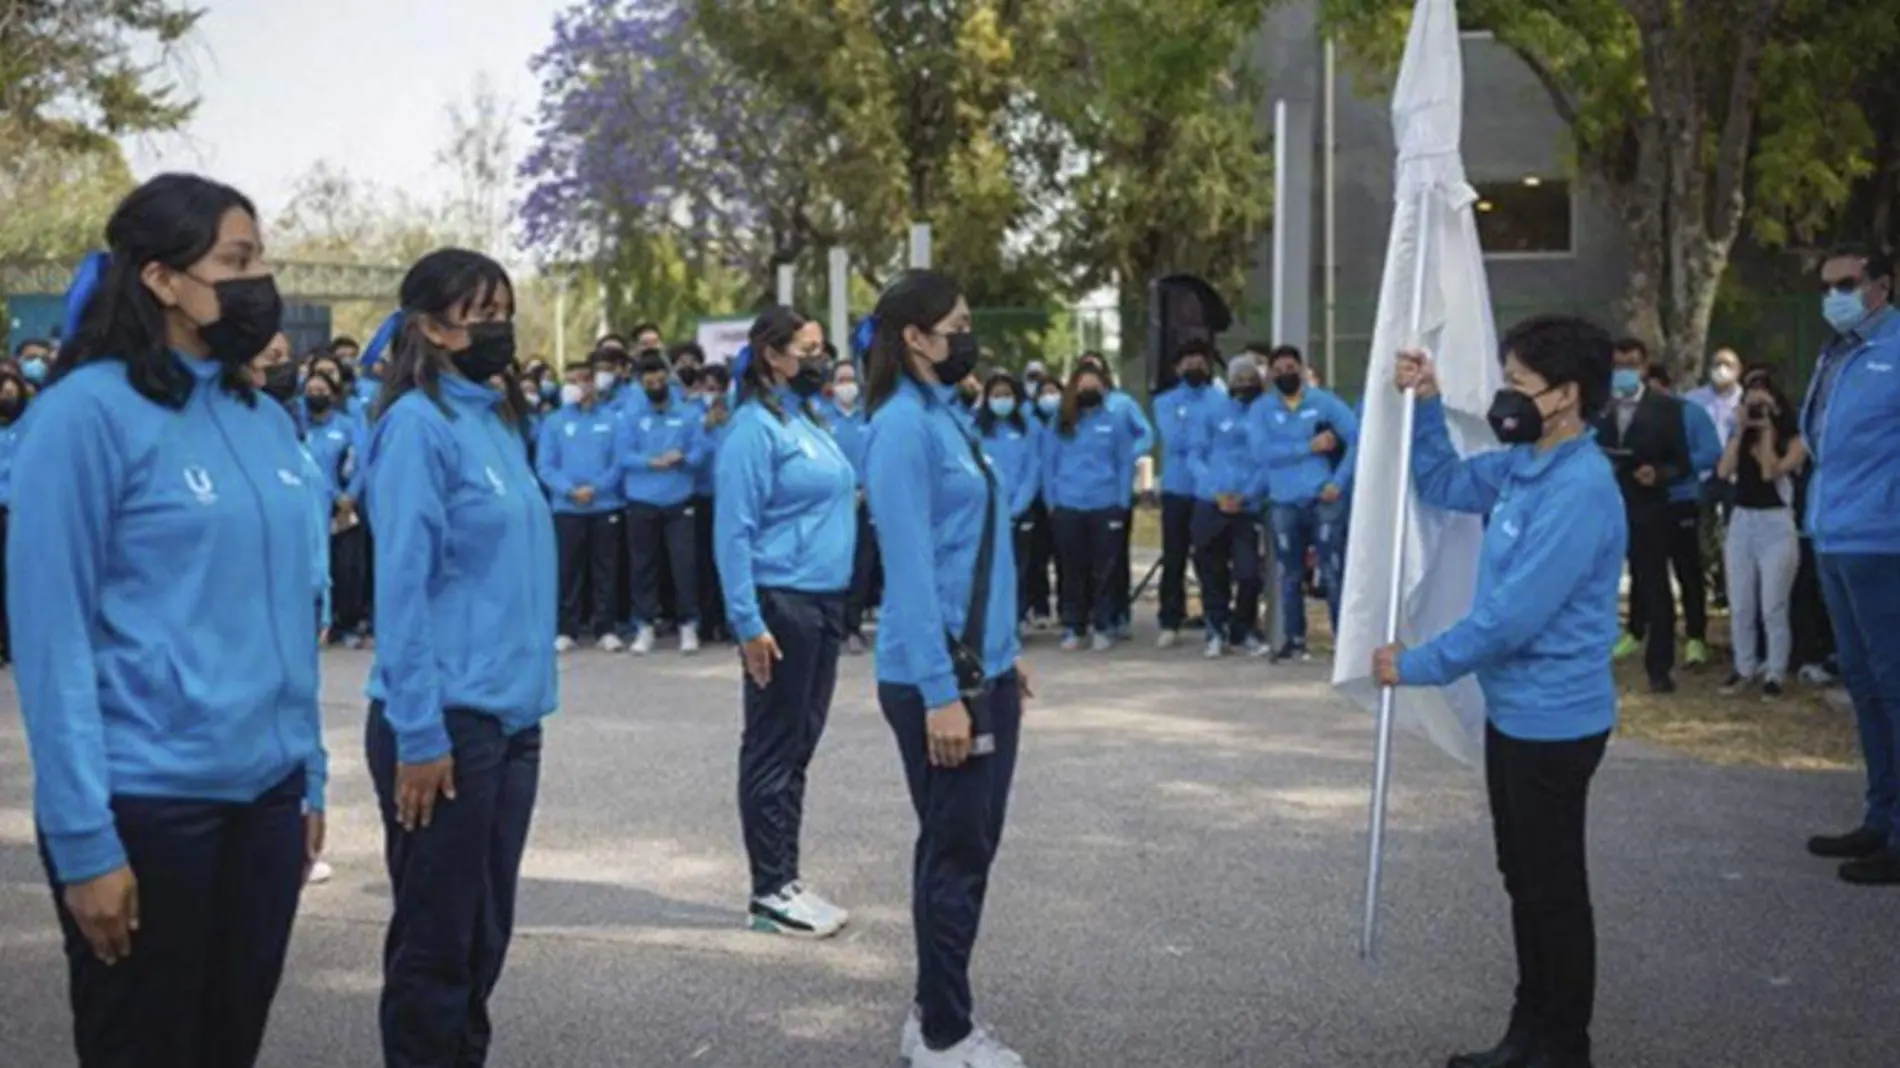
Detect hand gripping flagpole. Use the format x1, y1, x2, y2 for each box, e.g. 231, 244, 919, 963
1363, 185, 1432, 962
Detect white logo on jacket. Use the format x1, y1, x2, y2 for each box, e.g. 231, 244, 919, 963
183, 465, 217, 505
485, 465, 507, 496
564, 423, 579, 438
277, 469, 304, 488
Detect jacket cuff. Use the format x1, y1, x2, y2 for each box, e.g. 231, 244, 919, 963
45, 826, 128, 887
920, 672, 961, 710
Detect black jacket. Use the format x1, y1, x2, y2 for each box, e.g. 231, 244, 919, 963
1592, 390, 1692, 511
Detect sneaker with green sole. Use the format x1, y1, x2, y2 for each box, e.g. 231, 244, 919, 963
1611, 633, 1640, 661
1685, 639, 1710, 666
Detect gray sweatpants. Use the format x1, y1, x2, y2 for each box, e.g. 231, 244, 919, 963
1723, 506, 1799, 680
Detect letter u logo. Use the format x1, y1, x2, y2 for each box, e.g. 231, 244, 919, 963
183, 465, 217, 504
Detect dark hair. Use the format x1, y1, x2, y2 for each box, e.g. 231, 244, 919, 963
974, 371, 1028, 435
1268, 344, 1303, 366
1501, 315, 1615, 416
0, 365, 31, 420
701, 363, 731, 389
636, 350, 669, 376
329, 335, 360, 353
1058, 365, 1110, 436
864, 269, 965, 413
587, 346, 621, 368
1645, 362, 1672, 387
741, 304, 815, 423
55, 173, 262, 409
1823, 243, 1896, 283
629, 321, 662, 340
304, 367, 342, 400
1612, 337, 1649, 360
1174, 338, 1215, 364
670, 341, 705, 365
374, 248, 520, 429
13, 338, 51, 357
596, 333, 626, 350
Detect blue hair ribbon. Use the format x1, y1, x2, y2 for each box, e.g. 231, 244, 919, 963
850, 315, 879, 361
732, 343, 754, 385
61, 251, 112, 341
362, 309, 405, 369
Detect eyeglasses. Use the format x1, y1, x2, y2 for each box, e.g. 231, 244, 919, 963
1823, 276, 1866, 294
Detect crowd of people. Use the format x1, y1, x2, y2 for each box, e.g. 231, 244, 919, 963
3, 167, 1897, 1068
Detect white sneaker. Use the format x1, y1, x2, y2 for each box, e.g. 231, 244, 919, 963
1030, 614, 1053, 633
631, 626, 655, 656
1204, 635, 1224, 659
1090, 632, 1114, 653
788, 882, 849, 931
306, 859, 334, 885
1156, 629, 1179, 649
1060, 631, 1081, 652
747, 884, 844, 939
597, 633, 625, 653
1243, 634, 1267, 658
1799, 663, 1837, 687
847, 633, 868, 656
554, 635, 576, 654
908, 1025, 1028, 1068
680, 623, 700, 655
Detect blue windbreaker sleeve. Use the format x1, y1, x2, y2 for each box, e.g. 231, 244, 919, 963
713, 417, 775, 643
868, 411, 960, 708
682, 411, 710, 469
1124, 394, 1156, 457
300, 448, 331, 812
1398, 488, 1615, 686
367, 408, 455, 764
1410, 396, 1508, 515
1040, 424, 1062, 510
615, 411, 657, 472
1328, 393, 1362, 494
1187, 407, 1215, 493
1684, 402, 1721, 480
8, 392, 129, 882
535, 416, 574, 498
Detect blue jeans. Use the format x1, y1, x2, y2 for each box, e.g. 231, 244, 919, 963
1817, 553, 1900, 844
1268, 498, 1347, 643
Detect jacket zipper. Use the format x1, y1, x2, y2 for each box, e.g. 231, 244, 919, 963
206, 392, 294, 773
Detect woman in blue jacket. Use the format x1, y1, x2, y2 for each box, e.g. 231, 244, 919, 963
1375, 317, 1625, 1068
1045, 364, 1139, 652
364, 248, 558, 1066
975, 371, 1042, 630
0, 363, 28, 666
617, 349, 709, 656
1190, 356, 1271, 658
714, 305, 857, 940
863, 269, 1032, 1068
818, 358, 877, 653
537, 354, 628, 653
11, 174, 324, 1066
1076, 351, 1153, 639
308, 349, 375, 647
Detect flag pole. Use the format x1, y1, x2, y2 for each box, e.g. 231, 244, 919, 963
1363, 185, 1432, 961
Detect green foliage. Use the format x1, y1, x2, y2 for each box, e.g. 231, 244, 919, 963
0, 1, 202, 146
0, 119, 135, 260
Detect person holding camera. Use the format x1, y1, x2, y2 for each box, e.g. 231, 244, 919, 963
1716, 376, 1807, 699
864, 270, 1033, 1068
1596, 338, 1693, 693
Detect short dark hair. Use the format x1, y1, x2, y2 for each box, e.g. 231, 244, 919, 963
629, 321, 662, 340
596, 333, 627, 350
669, 341, 705, 365
701, 363, 731, 389
13, 338, 51, 356
329, 335, 359, 353
1613, 337, 1649, 359
1174, 338, 1215, 364
1645, 362, 1671, 387
1266, 344, 1303, 367
636, 350, 669, 375
1823, 243, 1895, 283
1502, 315, 1615, 416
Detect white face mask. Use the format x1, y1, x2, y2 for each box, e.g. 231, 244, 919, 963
594, 370, 617, 394
560, 383, 585, 407
1711, 364, 1738, 388
833, 382, 860, 407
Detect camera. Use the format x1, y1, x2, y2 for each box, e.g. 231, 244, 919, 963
1747, 402, 1769, 421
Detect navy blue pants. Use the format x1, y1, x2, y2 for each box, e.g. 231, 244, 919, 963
881, 673, 1023, 1053
693, 495, 728, 641
1192, 502, 1263, 644
1818, 553, 1900, 845
627, 501, 698, 628
740, 588, 845, 899
554, 511, 621, 640
845, 502, 882, 639
1022, 500, 1055, 619
1052, 507, 1124, 635
368, 706, 542, 1068
1157, 492, 1196, 630
42, 769, 307, 1068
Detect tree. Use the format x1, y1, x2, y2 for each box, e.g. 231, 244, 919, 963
438, 74, 517, 258
0, 118, 135, 260
0, 0, 201, 146
1319, 0, 1900, 376
1036, 0, 1275, 317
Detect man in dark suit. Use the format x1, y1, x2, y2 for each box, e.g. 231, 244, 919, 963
1594, 338, 1694, 692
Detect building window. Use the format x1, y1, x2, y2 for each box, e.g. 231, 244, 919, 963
1473, 178, 1573, 256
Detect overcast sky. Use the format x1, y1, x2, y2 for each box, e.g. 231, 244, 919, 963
125, 0, 569, 221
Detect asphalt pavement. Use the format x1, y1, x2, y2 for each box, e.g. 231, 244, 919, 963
0, 629, 1894, 1067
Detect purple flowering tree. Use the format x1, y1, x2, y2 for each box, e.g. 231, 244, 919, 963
519, 0, 842, 302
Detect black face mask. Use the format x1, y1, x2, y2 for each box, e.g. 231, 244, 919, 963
451, 321, 516, 383
1232, 385, 1262, 404
1182, 368, 1212, 389
677, 367, 702, 389
1273, 371, 1304, 396
1077, 389, 1104, 410
934, 331, 981, 386
305, 392, 334, 415
1487, 387, 1556, 445
258, 362, 298, 404
789, 356, 827, 398
196, 275, 284, 368
644, 384, 671, 405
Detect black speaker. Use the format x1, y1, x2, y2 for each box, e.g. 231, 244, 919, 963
1147, 274, 1234, 394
